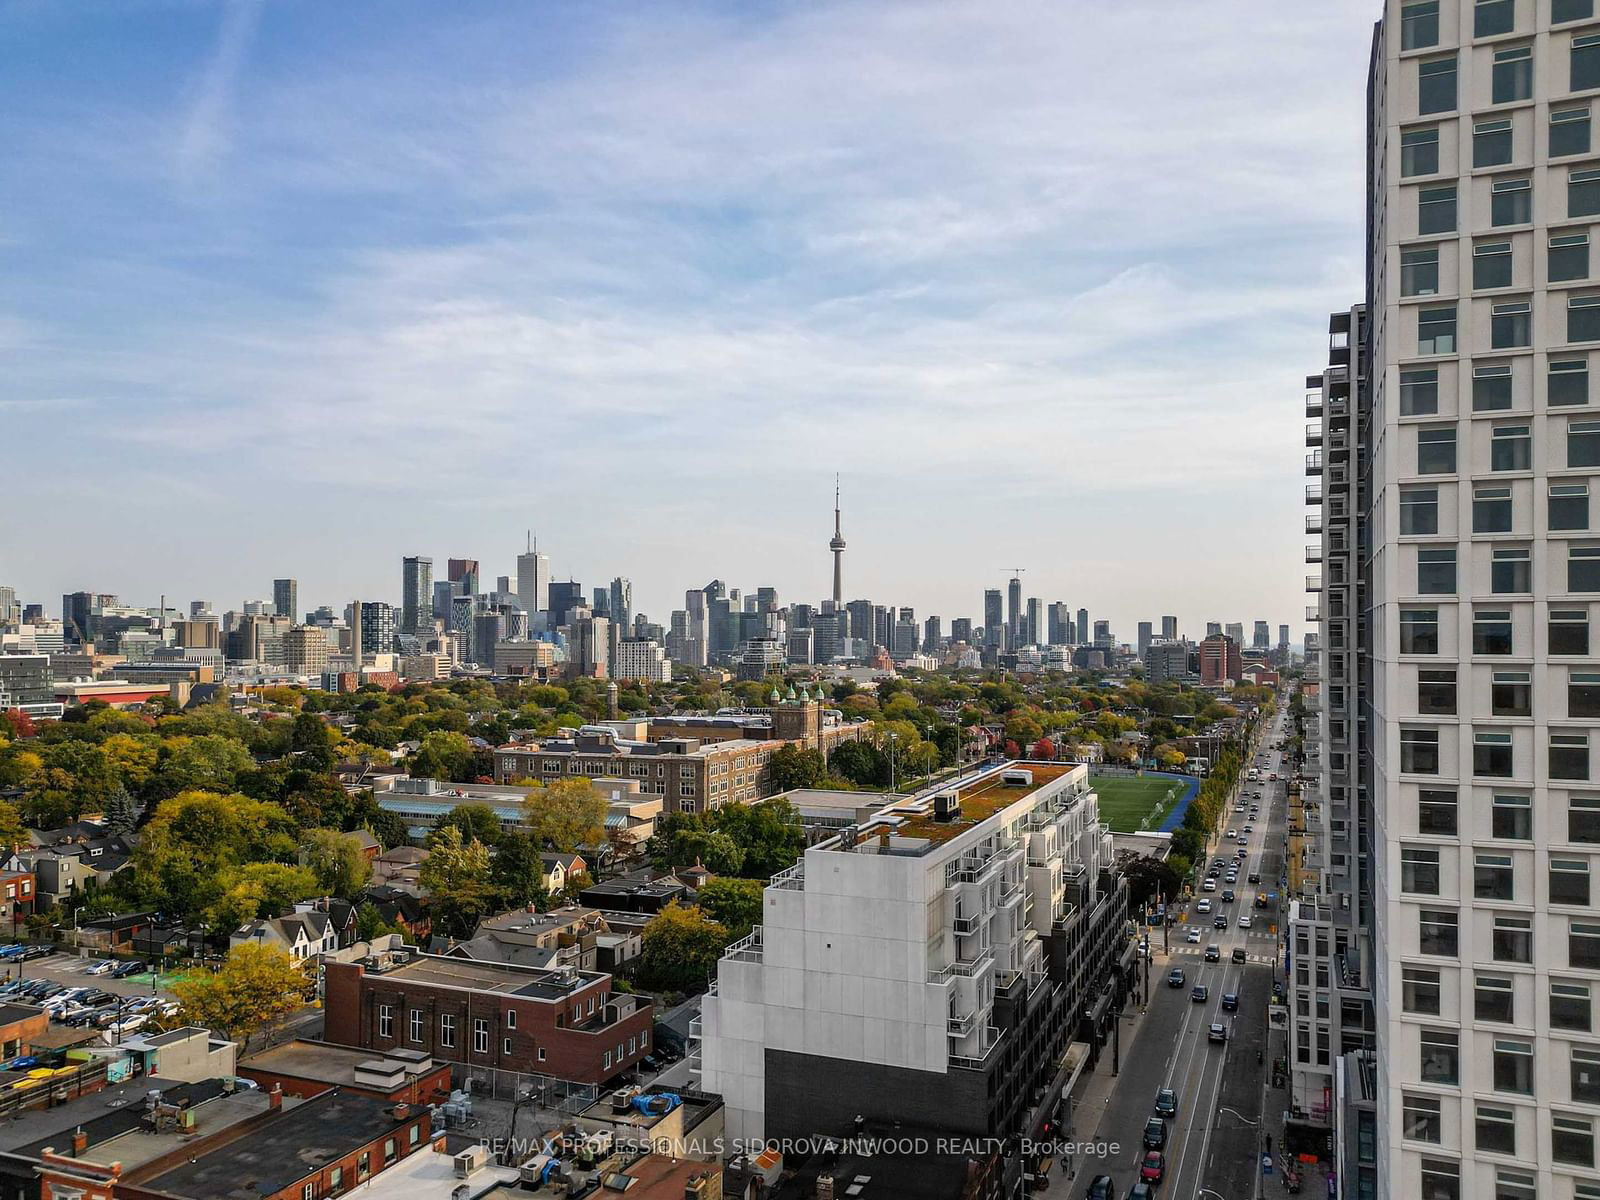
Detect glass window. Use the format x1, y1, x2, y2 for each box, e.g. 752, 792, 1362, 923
1475, 362, 1514, 409
1492, 424, 1532, 471
1553, 856, 1593, 905
1492, 300, 1532, 347
1576, 33, 1600, 93
1405, 965, 1443, 1013
1403, 845, 1443, 893
1572, 545, 1600, 589
1571, 420, 1600, 466
1404, 728, 1442, 774
1575, 919, 1600, 968
1478, 852, 1517, 898
1554, 979, 1594, 1031
1476, 730, 1516, 777
1573, 795, 1600, 843
1477, 0, 1516, 35
1476, 1103, 1518, 1155
1494, 46, 1533, 104
1495, 914, 1533, 962
1573, 168, 1600, 218
1475, 486, 1514, 532
1552, 358, 1591, 406
1420, 55, 1458, 112
1554, 106, 1594, 157
1418, 426, 1457, 472
1496, 1169, 1537, 1200
1573, 1046, 1600, 1103
1492, 670, 1532, 715
1420, 1025, 1460, 1079
1420, 546, 1458, 593
1573, 295, 1600, 343
1494, 1038, 1535, 1092
1404, 126, 1441, 176
1475, 118, 1514, 167
1419, 788, 1459, 834
1419, 307, 1457, 354
1402, 486, 1441, 534
1477, 973, 1516, 1023
1491, 178, 1532, 227
1554, 1113, 1596, 1167
1403, 368, 1441, 415
1491, 546, 1531, 593
1475, 609, 1514, 654
1402, 607, 1442, 653
1404, 1092, 1442, 1142
1419, 668, 1458, 714
439, 1013, 455, 1047
1420, 184, 1458, 234
1572, 671, 1600, 718
1554, 731, 1592, 780
1403, 246, 1440, 297
1404, 1, 1440, 50
1475, 241, 1514, 290
378, 1004, 392, 1039
1552, 484, 1592, 530
1494, 791, 1533, 838
1420, 1158, 1460, 1200
1552, 607, 1592, 654
1553, 233, 1592, 283
1556, 0, 1597, 23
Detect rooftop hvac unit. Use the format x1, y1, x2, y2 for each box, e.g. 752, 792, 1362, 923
454, 1146, 488, 1177
933, 792, 961, 822
1001, 769, 1034, 787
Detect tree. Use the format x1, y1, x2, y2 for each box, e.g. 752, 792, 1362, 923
100, 733, 159, 790
132, 790, 300, 922
520, 778, 606, 853
153, 735, 255, 797
636, 902, 728, 994
433, 803, 504, 847
2, 710, 35, 739
0, 800, 25, 853
355, 901, 405, 942
1032, 737, 1057, 761
409, 731, 477, 781
766, 744, 828, 792
103, 785, 141, 836
206, 863, 320, 933
172, 942, 310, 1046
489, 830, 549, 910
289, 712, 337, 771
671, 829, 744, 877
419, 825, 499, 939
1122, 855, 1182, 908
829, 739, 885, 788
301, 828, 373, 898
696, 877, 763, 939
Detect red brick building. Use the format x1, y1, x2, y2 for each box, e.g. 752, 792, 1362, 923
1198, 633, 1244, 686
323, 949, 653, 1084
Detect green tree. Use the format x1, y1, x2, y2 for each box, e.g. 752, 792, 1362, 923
637, 901, 728, 994
133, 790, 300, 922
829, 739, 885, 787
103, 785, 141, 835
696, 877, 763, 939
410, 731, 477, 781
766, 744, 827, 792
300, 828, 373, 898
489, 830, 550, 910
520, 777, 607, 852
172, 942, 310, 1046
206, 863, 320, 932
154, 734, 255, 797
419, 825, 500, 938
355, 901, 405, 942
672, 829, 745, 876
434, 803, 504, 847
289, 712, 337, 771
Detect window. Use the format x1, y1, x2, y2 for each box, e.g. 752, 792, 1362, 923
1494, 1037, 1535, 1092
1554, 1113, 1596, 1167
1403, 246, 1440, 297
1476, 486, 1514, 532
1555, 106, 1594, 157
1403, 368, 1441, 414
1492, 424, 1532, 471
1572, 420, 1600, 466
505, 1009, 515, 1030
1474, 362, 1513, 408
1554, 235, 1593, 286
1554, 857, 1593, 906
1553, 731, 1592, 779
1488, 673, 1532, 721
1476, 609, 1514, 654
1555, 980, 1594, 1031
1419, 788, 1459, 834
1404, 728, 1442, 774
383, 1137, 396, 1165
1574, 1046, 1600, 1105
1419, 668, 1458, 715
1492, 300, 1532, 347
473, 1017, 489, 1054
1494, 792, 1534, 839
1405, 965, 1443, 1013
357, 1152, 371, 1182
1492, 546, 1532, 593
1402, 486, 1441, 534
1574, 795, 1600, 842
1420, 184, 1458, 234
1556, 0, 1597, 23
1402, 607, 1442, 653
1475, 118, 1515, 167
1404, 1092, 1442, 1143
440, 1013, 455, 1048
1420, 909, 1460, 957
1573, 671, 1600, 716
1553, 358, 1591, 406
1404, 126, 1441, 176
1553, 484, 1592, 531
1421, 1158, 1459, 1200
330, 1167, 343, 1196
1403, 2, 1440, 50
1477, 730, 1516, 777
409, 1123, 420, 1147
1403, 846, 1443, 894
1496, 1169, 1537, 1200
409, 1009, 423, 1043
1576, 32, 1600, 92
1418, 426, 1457, 472
1494, 46, 1534, 104
1420, 546, 1458, 593
1419, 306, 1458, 354
303, 1185, 314, 1200
1575, 919, 1600, 968
1477, 0, 1516, 36
1574, 168, 1600, 218
1420, 1026, 1460, 1080
1477, 1103, 1518, 1155
504, 1037, 512, 1054
1553, 607, 1592, 654
1574, 296, 1600, 343
1477, 973, 1516, 1023
1492, 178, 1532, 227
1479, 852, 1517, 899
537, 1046, 546, 1061
1495, 914, 1534, 962
378, 1004, 393, 1039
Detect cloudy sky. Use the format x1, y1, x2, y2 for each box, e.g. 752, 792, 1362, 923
1, 0, 1375, 639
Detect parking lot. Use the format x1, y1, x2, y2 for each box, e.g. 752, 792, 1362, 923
0, 948, 180, 999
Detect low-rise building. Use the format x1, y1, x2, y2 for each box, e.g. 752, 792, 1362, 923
238, 1040, 453, 1106
230, 910, 337, 962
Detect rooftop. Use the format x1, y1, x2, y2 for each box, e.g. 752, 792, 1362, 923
365, 952, 601, 1001
891, 761, 1081, 845
0, 1074, 200, 1156
0, 1003, 45, 1028
238, 1040, 441, 1091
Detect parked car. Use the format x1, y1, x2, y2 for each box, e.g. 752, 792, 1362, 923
83, 961, 116, 976
1, 1056, 38, 1071
1142, 1117, 1167, 1149
15, 947, 51, 963
1154, 1088, 1178, 1118
1208, 1022, 1228, 1043
108, 961, 146, 980
1140, 1151, 1166, 1184
0, 945, 26, 960
1128, 1185, 1155, 1200
1086, 1177, 1114, 1200
1167, 968, 1185, 988
1222, 992, 1239, 1012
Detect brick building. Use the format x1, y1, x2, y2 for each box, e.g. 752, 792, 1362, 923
1197, 632, 1243, 686
238, 1040, 453, 1106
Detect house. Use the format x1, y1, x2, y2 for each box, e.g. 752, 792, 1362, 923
7, 825, 135, 905
0, 870, 35, 928
371, 845, 429, 894
76, 911, 154, 953
538, 852, 586, 894
293, 897, 357, 949
231, 910, 337, 962
444, 904, 641, 973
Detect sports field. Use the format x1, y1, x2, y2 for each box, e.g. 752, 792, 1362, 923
1093, 774, 1189, 833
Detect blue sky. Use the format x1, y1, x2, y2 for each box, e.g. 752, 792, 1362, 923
1, 0, 1374, 638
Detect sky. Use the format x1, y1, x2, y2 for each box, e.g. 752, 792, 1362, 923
0, 0, 1376, 641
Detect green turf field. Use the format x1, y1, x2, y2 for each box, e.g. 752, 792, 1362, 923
1093, 774, 1187, 833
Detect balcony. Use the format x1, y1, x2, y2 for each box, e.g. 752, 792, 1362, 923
1305, 605, 1321, 621
949, 1026, 1004, 1071
1306, 483, 1323, 505
950, 947, 995, 978
1306, 394, 1324, 418
1306, 451, 1324, 476
1306, 513, 1323, 535
953, 914, 981, 935
1306, 422, 1323, 446
947, 1010, 976, 1037
1306, 544, 1323, 564
724, 926, 763, 964
1306, 574, 1323, 592
770, 864, 804, 891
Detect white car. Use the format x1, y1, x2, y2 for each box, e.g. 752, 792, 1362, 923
1239, 915, 1254, 929
1225, 829, 1237, 840
1186, 927, 1202, 944
83, 961, 116, 976
1202, 879, 1217, 892
1196, 898, 1213, 913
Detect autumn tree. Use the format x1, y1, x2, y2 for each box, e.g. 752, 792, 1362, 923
172, 942, 310, 1047
300, 828, 373, 898
637, 902, 729, 994
419, 825, 499, 938
520, 777, 606, 853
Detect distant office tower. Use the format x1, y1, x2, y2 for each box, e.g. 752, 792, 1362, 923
1277, 624, 1289, 651
1024, 598, 1043, 647
891, 613, 917, 660
591, 588, 611, 617
1006, 576, 1023, 645
548, 581, 584, 628
0, 587, 16, 629
448, 595, 474, 648
447, 558, 480, 598
615, 637, 672, 682
284, 626, 330, 674
570, 615, 609, 678
983, 590, 1004, 647
1252, 620, 1270, 649
1224, 621, 1244, 646
516, 542, 549, 618
1137, 621, 1153, 659
755, 586, 778, 614
812, 611, 844, 664
791, 604, 815, 630
951, 617, 973, 646
359, 602, 396, 658
609, 578, 633, 635
472, 611, 503, 666
1205, 621, 1222, 638
189, 600, 211, 618
923, 615, 942, 653
1144, 641, 1192, 685
1046, 602, 1069, 646
173, 618, 220, 650
786, 626, 815, 666
62, 592, 93, 644
1161, 615, 1178, 640
402, 556, 433, 634
683, 590, 709, 666
1076, 608, 1089, 646
273, 579, 298, 623
1196, 634, 1240, 686
845, 599, 872, 645
873, 606, 891, 650
1092, 620, 1112, 649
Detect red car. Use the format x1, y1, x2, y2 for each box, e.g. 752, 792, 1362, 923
1141, 1150, 1166, 1184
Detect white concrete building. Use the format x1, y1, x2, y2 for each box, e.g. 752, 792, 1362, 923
613, 637, 672, 683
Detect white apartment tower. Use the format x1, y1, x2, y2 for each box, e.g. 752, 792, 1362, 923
1356, 3, 1600, 1197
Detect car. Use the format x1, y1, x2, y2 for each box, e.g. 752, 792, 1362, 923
83, 961, 115, 976
1234, 804, 1245, 814
1212, 858, 1226, 869
1213, 915, 1227, 929
1205, 944, 1221, 962
1239, 915, 1253, 929
1222, 992, 1239, 1011
1086, 1177, 1115, 1200
1248, 872, 1262, 884
1206, 865, 1220, 878
1167, 968, 1185, 988
1233, 947, 1248, 964
1128, 1185, 1155, 1200
1142, 1117, 1167, 1149
1208, 1022, 1228, 1043
1224, 829, 1236, 840
1221, 889, 1236, 902
1154, 1088, 1178, 1118
640, 1055, 661, 1072
1140, 1151, 1166, 1184
1185, 927, 1202, 944
108, 961, 146, 980
1201, 879, 1217, 892
1243, 825, 1254, 835
1191, 985, 1209, 1003
1196, 898, 1212, 913
15, 947, 51, 963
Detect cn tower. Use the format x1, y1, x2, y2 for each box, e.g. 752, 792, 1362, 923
829, 476, 845, 608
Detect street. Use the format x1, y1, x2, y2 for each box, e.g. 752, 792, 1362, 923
1078, 704, 1290, 1199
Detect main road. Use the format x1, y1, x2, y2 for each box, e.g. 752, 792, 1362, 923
1077, 701, 1292, 1200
